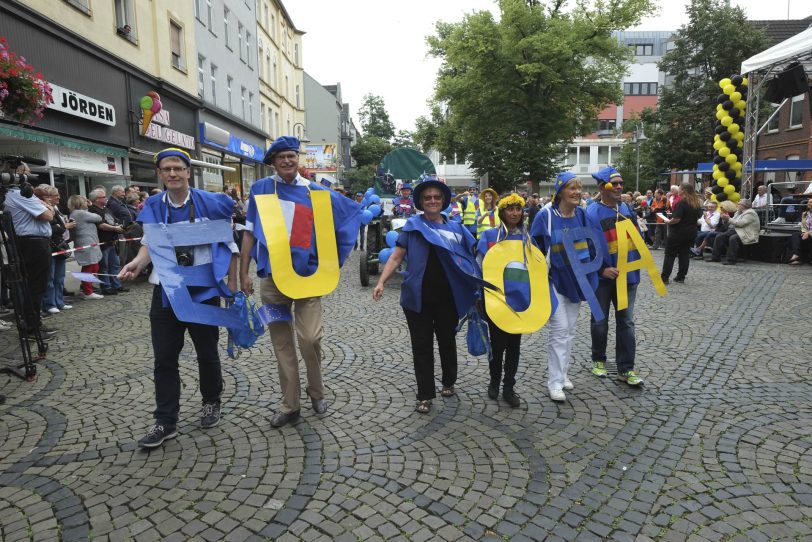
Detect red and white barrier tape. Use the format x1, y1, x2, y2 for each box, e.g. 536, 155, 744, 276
51, 237, 142, 257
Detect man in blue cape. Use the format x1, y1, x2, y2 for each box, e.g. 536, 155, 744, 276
239, 136, 362, 427
119, 147, 240, 449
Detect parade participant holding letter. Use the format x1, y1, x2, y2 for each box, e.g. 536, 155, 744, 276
240, 136, 361, 427
476, 193, 535, 408
373, 179, 480, 415
532, 172, 600, 402
119, 147, 240, 448
586, 166, 646, 386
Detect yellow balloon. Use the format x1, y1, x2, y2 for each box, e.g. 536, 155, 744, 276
728, 123, 740, 134
732, 161, 742, 171
721, 116, 733, 127
723, 84, 736, 95
742, 77, 748, 86
735, 170, 742, 179
730, 91, 742, 102
729, 192, 741, 203
715, 110, 726, 120
718, 178, 729, 187
713, 170, 723, 180
734, 131, 744, 141
723, 184, 735, 195
713, 140, 724, 151
719, 147, 730, 157
725, 154, 738, 165
711, 194, 718, 202
719, 78, 732, 89
734, 100, 746, 111
717, 103, 724, 111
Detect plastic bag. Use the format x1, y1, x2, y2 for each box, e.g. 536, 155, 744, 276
456, 305, 491, 360
226, 292, 265, 359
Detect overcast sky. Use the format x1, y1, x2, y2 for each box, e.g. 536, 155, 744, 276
283, 0, 811, 133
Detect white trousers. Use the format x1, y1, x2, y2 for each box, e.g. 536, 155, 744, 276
547, 286, 581, 392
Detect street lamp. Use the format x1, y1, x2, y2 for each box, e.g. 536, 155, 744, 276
632, 124, 647, 193
292, 122, 310, 143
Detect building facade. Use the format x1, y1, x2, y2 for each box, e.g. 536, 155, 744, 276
303, 74, 343, 182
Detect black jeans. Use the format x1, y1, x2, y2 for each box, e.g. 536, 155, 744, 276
661, 228, 696, 281
403, 301, 458, 401
790, 231, 811, 259
712, 229, 743, 262
487, 320, 521, 390
15, 236, 51, 328
149, 286, 223, 426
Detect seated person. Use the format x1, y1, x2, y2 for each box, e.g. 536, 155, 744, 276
751, 184, 772, 226
789, 199, 812, 265
711, 199, 760, 265
391, 183, 416, 217
691, 200, 720, 256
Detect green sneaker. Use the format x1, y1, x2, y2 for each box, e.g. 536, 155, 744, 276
591, 361, 607, 378
617, 370, 644, 386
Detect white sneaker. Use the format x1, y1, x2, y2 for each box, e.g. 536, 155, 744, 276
46, 307, 60, 314
563, 378, 574, 390
549, 388, 566, 402
0, 320, 11, 331
61, 305, 73, 310
770, 217, 786, 224
84, 293, 104, 300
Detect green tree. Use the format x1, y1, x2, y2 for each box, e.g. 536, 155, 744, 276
344, 164, 377, 194
358, 94, 396, 141
425, 0, 656, 192
645, 0, 765, 173
351, 135, 392, 168
615, 112, 661, 192
392, 130, 415, 148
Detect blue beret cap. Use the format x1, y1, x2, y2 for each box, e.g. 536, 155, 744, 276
263, 136, 301, 164
591, 166, 622, 185
154, 148, 192, 167
554, 171, 578, 195
401, 184, 413, 191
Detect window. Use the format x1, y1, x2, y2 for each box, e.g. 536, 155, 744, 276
194, 0, 201, 19
285, 75, 289, 97
274, 111, 279, 138
294, 43, 299, 66
271, 14, 276, 41
264, 3, 269, 30
238, 23, 244, 61
272, 54, 278, 88
226, 76, 233, 112
210, 64, 217, 105
223, 8, 230, 48
623, 82, 658, 96
249, 92, 254, 122
258, 43, 264, 79
295, 85, 300, 108
246, 31, 252, 67
629, 43, 653, 56
597, 119, 616, 132
767, 104, 780, 132
241, 87, 247, 119
265, 52, 271, 84
789, 94, 805, 128
114, 0, 137, 38
598, 145, 609, 164
170, 21, 185, 70
206, 0, 213, 29
261, 103, 266, 133
63, 0, 90, 15
198, 55, 205, 97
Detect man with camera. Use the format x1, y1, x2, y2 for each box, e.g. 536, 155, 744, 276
4, 166, 57, 336
119, 148, 239, 449
88, 188, 126, 296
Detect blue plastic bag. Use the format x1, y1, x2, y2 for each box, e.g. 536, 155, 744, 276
226, 292, 265, 358
456, 305, 491, 360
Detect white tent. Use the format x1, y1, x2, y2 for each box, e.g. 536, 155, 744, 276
741, 26, 812, 74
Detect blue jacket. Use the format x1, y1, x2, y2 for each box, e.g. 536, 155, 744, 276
585, 201, 641, 285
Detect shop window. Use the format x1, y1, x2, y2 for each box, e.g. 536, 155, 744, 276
170, 21, 185, 71
790, 94, 804, 128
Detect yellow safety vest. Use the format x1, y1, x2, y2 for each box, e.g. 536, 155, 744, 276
462, 196, 478, 227
477, 205, 501, 235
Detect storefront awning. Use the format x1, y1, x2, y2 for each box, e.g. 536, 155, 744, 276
0, 122, 128, 157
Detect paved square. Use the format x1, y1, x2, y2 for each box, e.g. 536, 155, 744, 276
1, 252, 811, 541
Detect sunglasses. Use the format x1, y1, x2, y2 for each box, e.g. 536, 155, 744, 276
422, 195, 444, 201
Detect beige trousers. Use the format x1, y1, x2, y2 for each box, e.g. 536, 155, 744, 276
260, 276, 325, 413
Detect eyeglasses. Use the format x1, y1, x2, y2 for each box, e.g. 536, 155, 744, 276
159, 166, 188, 174
422, 195, 444, 201
275, 153, 299, 161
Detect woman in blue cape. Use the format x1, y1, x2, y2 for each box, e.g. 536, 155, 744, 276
373, 180, 480, 414
531, 172, 599, 402
476, 193, 535, 408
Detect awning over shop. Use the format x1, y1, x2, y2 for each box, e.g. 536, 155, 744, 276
0, 122, 128, 157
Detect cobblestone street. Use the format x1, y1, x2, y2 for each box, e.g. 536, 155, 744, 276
1, 252, 811, 541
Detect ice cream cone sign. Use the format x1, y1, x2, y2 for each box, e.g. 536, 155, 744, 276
139, 91, 162, 136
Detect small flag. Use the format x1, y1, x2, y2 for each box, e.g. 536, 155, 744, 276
71, 272, 103, 284
256, 303, 292, 325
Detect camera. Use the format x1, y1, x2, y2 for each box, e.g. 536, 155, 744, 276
175, 247, 195, 267
1, 155, 44, 203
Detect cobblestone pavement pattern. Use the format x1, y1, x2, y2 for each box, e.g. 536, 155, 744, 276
1, 252, 811, 541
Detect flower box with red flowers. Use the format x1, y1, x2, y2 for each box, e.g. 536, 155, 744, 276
0, 37, 53, 125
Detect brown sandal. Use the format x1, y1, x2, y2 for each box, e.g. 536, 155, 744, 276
440, 387, 455, 397
416, 400, 431, 414
789, 255, 800, 265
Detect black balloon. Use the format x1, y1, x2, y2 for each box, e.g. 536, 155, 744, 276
730, 107, 740, 118
713, 155, 724, 164
715, 125, 726, 134
711, 185, 724, 194
717, 94, 727, 104
726, 139, 738, 149
731, 75, 743, 86
718, 162, 730, 171
720, 131, 732, 141
716, 192, 728, 202
723, 100, 733, 110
